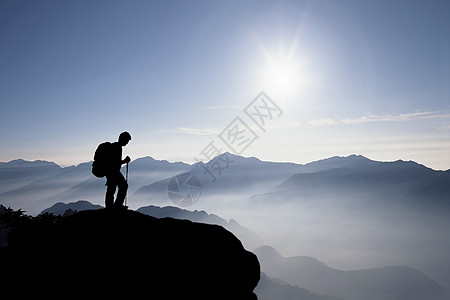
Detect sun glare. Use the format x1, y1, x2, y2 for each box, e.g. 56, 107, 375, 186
259, 50, 304, 99
254, 30, 312, 102
266, 59, 298, 91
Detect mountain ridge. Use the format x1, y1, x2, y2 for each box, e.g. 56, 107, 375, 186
1, 153, 447, 171
254, 245, 449, 300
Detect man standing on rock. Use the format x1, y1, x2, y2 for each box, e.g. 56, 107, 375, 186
93, 131, 131, 210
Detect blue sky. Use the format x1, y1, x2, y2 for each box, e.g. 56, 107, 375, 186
1, 0, 449, 169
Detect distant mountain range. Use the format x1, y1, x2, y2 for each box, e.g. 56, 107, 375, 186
1, 153, 448, 215
132, 153, 450, 211
0, 156, 188, 214
270, 154, 450, 207
132, 152, 307, 206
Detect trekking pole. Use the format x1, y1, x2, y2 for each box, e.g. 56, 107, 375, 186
125, 162, 129, 206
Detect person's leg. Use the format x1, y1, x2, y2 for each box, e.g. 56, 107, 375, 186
105, 175, 117, 209
114, 172, 128, 207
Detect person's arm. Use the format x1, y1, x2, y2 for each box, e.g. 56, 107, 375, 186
122, 156, 131, 164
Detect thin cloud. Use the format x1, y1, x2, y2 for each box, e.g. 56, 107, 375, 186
341, 111, 434, 124
307, 118, 338, 126
174, 127, 220, 135
307, 110, 450, 126
197, 105, 241, 110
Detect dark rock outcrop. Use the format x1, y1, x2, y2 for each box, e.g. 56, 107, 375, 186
2, 209, 260, 299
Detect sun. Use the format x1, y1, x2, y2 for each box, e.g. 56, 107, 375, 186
265, 59, 299, 92
253, 32, 311, 101
259, 50, 303, 98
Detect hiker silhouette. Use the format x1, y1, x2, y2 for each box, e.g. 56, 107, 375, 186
92, 131, 131, 210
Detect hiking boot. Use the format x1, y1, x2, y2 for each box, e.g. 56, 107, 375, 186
113, 204, 128, 211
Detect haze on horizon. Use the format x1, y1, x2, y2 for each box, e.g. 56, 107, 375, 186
1, 0, 449, 170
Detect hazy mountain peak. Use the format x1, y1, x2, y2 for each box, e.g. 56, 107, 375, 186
205, 152, 262, 164
317, 154, 373, 164
41, 200, 103, 216
137, 204, 227, 226
130, 156, 190, 169
2, 159, 60, 168
347, 153, 372, 160
133, 155, 157, 162
296, 154, 373, 174
388, 158, 432, 170
254, 245, 284, 259
254, 245, 329, 269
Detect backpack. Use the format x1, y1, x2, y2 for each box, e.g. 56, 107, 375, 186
92, 142, 112, 178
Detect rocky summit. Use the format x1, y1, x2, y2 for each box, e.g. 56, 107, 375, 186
2, 209, 260, 299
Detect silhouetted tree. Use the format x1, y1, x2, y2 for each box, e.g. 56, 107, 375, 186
0, 205, 62, 246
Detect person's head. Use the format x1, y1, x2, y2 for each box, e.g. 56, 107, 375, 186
118, 131, 131, 146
